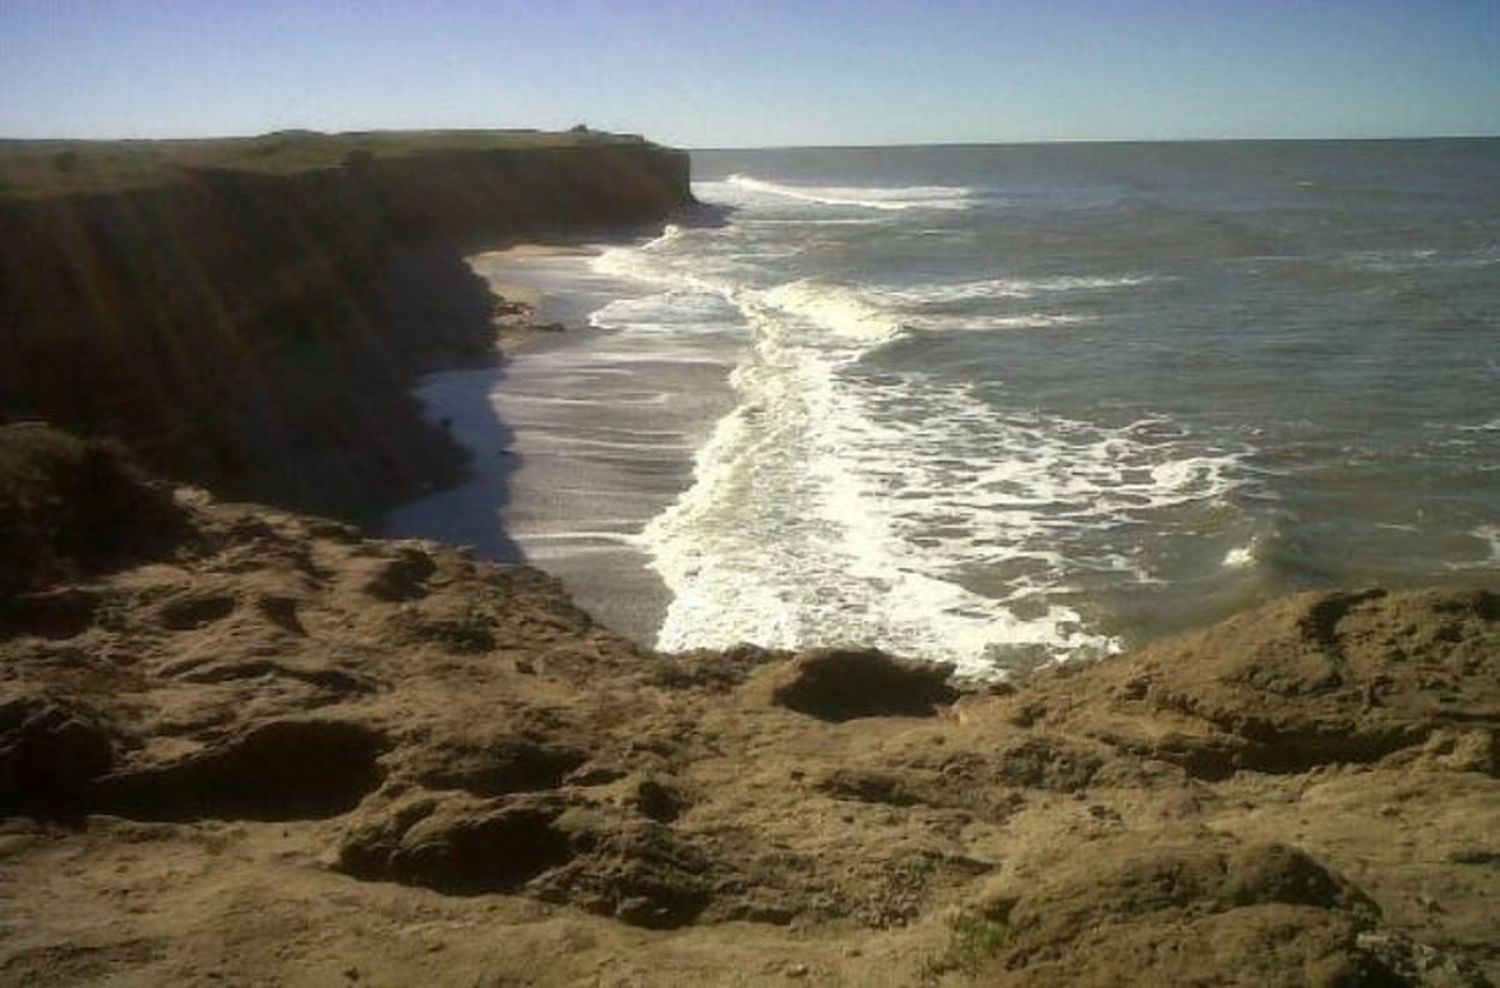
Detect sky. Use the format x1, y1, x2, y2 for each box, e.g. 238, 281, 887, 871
1, 0, 1496, 146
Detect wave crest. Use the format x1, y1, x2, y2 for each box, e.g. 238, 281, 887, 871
725, 174, 979, 212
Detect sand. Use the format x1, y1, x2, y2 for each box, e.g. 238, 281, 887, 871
386, 243, 737, 647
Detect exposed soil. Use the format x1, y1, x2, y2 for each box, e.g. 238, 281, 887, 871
1, 458, 1496, 985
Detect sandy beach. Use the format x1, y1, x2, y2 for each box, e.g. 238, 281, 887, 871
385, 241, 738, 647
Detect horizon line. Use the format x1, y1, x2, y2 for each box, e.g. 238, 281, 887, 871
687, 132, 1500, 152
3, 130, 1497, 149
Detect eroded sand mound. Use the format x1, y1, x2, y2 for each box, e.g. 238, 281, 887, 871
1, 461, 1496, 984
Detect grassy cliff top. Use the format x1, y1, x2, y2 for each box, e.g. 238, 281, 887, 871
0, 127, 651, 199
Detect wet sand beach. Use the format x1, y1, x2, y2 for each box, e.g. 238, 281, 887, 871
385, 241, 738, 646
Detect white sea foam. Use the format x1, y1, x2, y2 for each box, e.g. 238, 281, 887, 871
639, 344, 1246, 673
1222, 544, 1256, 568
1459, 525, 1500, 568
754, 279, 1102, 341
906, 313, 1096, 332
724, 174, 979, 212
574, 190, 1250, 674
1341, 246, 1500, 272
757, 280, 905, 343
606, 249, 1242, 671
872, 274, 1158, 305
741, 217, 889, 227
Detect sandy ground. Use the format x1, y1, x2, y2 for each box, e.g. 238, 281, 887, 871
470, 243, 596, 341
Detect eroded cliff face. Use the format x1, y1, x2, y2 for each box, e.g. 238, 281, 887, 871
0, 140, 693, 520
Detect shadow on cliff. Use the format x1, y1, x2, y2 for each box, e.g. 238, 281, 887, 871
376, 246, 525, 563
0, 138, 698, 530
381, 363, 527, 564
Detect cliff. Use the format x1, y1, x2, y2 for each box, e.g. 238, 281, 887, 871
0, 131, 694, 521
1, 428, 1496, 985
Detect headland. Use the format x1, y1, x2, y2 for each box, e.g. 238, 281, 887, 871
0, 129, 694, 522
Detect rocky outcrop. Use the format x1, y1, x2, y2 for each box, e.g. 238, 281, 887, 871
0, 444, 1495, 983
766, 647, 959, 721
1002, 586, 1500, 781
0, 134, 694, 521
0, 690, 114, 813
0, 424, 187, 598
940, 838, 1401, 985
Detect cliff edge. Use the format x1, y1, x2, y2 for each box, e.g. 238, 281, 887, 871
0, 130, 695, 522
2, 428, 1495, 985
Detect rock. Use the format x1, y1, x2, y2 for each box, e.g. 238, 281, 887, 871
0, 690, 114, 813
954, 837, 1392, 985
170, 657, 374, 694
491, 298, 531, 317
1222, 843, 1377, 914
95, 719, 387, 821
1015, 589, 1500, 779
157, 592, 237, 631
411, 734, 587, 797
339, 793, 715, 928
0, 587, 100, 640
817, 768, 928, 808
767, 648, 958, 721
340, 793, 574, 895
536, 816, 715, 929
991, 736, 1102, 792
255, 594, 305, 635
1403, 728, 1499, 777
359, 547, 436, 602
652, 643, 784, 692
0, 464, 1496, 982
628, 776, 690, 823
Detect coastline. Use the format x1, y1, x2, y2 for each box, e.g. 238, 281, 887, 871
0, 132, 697, 525
387, 238, 736, 646
4, 133, 1498, 984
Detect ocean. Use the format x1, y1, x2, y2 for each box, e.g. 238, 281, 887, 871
389, 140, 1500, 677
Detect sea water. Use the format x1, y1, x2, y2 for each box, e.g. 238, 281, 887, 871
398, 141, 1500, 677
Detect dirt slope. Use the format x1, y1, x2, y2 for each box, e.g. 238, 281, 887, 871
1, 439, 1496, 986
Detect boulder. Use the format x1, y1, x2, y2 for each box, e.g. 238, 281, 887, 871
767, 648, 958, 721
338, 792, 714, 928
1017, 589, 1500, 779
945, 836, 1394, 986
0, 690, 114, 814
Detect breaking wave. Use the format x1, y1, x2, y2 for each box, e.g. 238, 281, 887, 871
725, 174, 979, 212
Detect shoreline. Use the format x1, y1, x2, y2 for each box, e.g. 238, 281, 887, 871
386, 238, 728, 647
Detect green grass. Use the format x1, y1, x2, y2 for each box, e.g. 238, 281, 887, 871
0, 127, 648, 199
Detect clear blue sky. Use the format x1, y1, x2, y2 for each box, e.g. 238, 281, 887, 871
2, 0, 1496, 146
